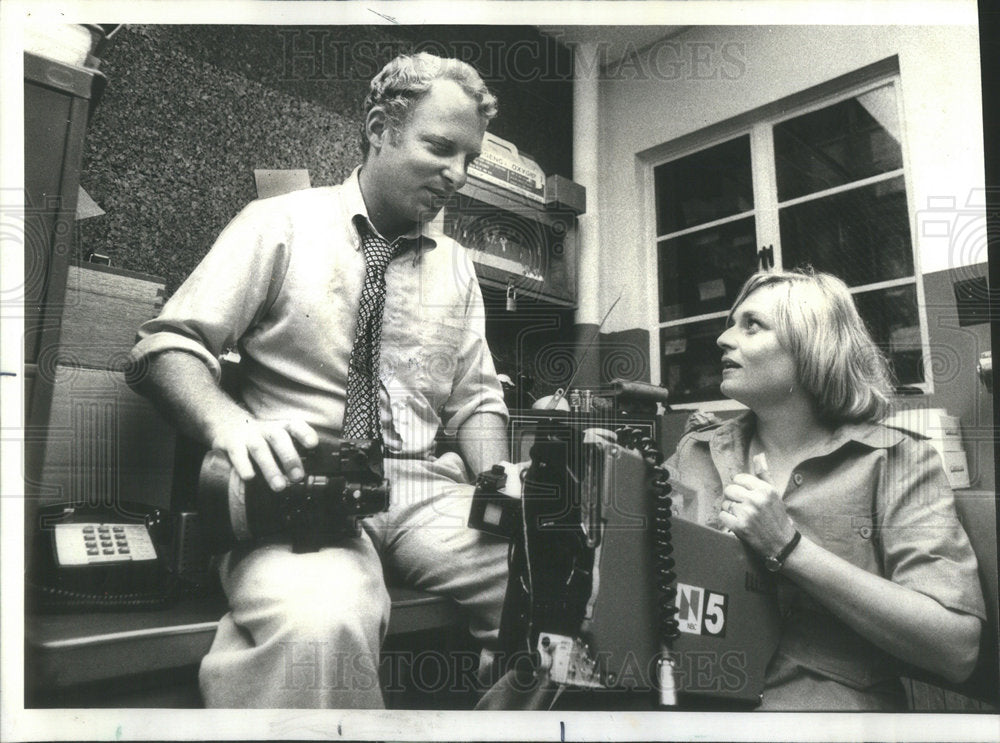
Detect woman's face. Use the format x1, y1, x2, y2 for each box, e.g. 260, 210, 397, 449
716, 285, 799, 408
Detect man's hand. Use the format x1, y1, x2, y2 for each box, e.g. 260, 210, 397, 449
130, 351, 320, 491
209, 417, 319, 491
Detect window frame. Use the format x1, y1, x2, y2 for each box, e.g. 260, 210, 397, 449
642, 65, 932, 411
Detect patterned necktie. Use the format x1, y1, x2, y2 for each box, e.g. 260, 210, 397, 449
343, 221, 400, 441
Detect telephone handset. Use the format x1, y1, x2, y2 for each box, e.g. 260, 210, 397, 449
29, 501, 179, 611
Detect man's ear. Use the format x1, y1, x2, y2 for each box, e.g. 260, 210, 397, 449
365, 106, 390, 152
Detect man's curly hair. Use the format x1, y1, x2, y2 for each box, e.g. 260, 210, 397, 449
360, 52, 498, 158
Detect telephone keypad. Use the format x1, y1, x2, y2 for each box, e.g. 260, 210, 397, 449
53, 522, 158, 566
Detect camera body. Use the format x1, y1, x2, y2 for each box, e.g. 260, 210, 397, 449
197, 438, 389, 554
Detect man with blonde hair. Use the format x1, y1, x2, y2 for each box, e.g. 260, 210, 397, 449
131, 52, 509, 708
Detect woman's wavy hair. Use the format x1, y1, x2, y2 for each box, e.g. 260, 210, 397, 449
360, 52, 498, 158
727, 268, 896, 425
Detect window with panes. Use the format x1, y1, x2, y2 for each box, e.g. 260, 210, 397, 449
652, 76, 926, 406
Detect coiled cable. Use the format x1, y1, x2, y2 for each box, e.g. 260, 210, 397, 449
617, 425, 679, 704
27, 576, 180, 612
650, 465, 679, 644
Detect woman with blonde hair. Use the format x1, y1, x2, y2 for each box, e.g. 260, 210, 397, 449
669, 268, 985, 710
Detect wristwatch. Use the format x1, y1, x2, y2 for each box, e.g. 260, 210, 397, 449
764, 530, 802, 573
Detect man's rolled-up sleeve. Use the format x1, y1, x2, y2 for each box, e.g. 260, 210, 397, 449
131, 201, 291, 381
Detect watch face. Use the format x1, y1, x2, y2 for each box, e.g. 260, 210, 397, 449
764, 556, 781, 572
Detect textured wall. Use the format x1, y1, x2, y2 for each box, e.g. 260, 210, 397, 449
78, 25, 573, 293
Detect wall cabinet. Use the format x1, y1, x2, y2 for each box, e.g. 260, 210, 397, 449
444, 177, 582, 308
443, 176, 585, 407
23, 53, 173, 560
24, 52, 105, 491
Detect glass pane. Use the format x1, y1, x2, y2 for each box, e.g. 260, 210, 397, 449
660, 318, 728, 405
657, 217, 757, 322
774, 84, 903, 201
660, 285, 924, 406
852, 283, 923, 386
654, 135, 753, 235
779, 176, 912, 287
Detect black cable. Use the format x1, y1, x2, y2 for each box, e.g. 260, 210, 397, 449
650, 466, 679, 645
27, 575, 180, 612
617, 425, 679, 703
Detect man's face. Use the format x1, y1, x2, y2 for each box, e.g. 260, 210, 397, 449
366, 79, 486, 233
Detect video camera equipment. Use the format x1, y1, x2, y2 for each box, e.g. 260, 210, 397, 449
197, 437, 389, 554
471, 410, 780, 709
476, 418, 679, 702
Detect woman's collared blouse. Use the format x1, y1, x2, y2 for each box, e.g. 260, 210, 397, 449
666, 411, 985, 701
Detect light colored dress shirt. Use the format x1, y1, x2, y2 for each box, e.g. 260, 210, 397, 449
132, 169, 507, 459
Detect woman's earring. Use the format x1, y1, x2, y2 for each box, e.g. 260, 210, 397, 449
788, 384, 794, 394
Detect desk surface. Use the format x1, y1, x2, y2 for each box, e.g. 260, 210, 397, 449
27, 587, 462, 691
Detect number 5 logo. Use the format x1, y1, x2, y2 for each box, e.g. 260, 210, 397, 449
675, 584, 728, 637
703, 591, 728, 637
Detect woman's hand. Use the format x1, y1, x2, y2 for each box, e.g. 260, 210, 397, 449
718, 456, 981, 683
718, 467, 796, 558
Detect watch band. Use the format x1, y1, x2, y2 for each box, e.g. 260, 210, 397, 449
765, 529, 802, 572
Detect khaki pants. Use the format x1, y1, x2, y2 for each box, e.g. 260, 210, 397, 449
198, 454, 509, 708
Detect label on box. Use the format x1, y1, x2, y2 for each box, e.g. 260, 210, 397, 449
941, 451, 971, 489
468, 133, 545, 203
698, 279, 726, 301
662, 338, 688, 356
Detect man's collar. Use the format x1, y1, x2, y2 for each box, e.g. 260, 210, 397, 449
343, 167, 439, 254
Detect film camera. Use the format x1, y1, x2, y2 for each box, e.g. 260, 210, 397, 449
197, 437, 389, 554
